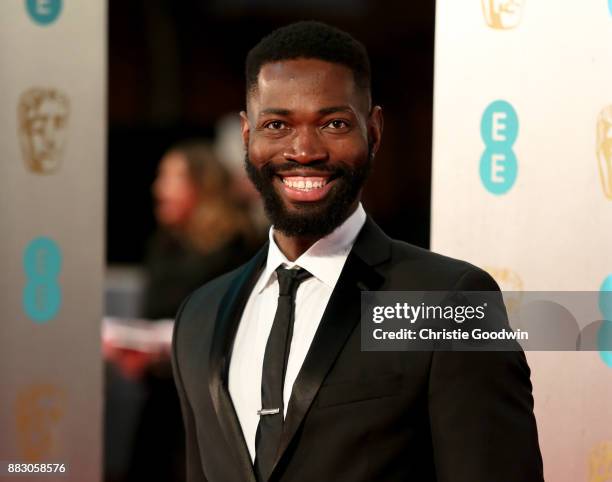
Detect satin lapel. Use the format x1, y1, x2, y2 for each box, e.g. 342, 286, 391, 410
208, 245, 267, 482
271, 217, 390, 475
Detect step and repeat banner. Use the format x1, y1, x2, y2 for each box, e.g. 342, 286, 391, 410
432, 1, 611, 480
0, 1, 105, 480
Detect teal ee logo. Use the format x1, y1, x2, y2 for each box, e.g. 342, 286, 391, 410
25, 0, 62, 26
480, 100, 519, 195
598, 274, 612, 368
609, 0, 612, 16
23, 237, 62, 323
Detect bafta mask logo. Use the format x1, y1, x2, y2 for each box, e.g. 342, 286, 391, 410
484, 267, 523, 314
18, 88, 70, 175
481, 0, 525, 30
485, 267, 523, 292
15, 384, 66, 461
589, 441, 612, 482
596, 106, 612, 200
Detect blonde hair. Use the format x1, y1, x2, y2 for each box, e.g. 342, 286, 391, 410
167, 140, 254, 253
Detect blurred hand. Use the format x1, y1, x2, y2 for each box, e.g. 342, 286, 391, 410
103, 340, 168, 380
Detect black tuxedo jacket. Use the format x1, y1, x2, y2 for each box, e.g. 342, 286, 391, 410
172, 218, 543, 482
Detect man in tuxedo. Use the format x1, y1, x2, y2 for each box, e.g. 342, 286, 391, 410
172, 21, 543, 482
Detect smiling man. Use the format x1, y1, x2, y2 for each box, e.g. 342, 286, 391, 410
242, 54, 379, 256
172, 21, 543, 482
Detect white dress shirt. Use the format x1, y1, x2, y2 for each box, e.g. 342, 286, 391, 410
228, 203, 366, 461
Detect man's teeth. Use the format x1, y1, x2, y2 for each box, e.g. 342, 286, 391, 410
282, 178, 327, 191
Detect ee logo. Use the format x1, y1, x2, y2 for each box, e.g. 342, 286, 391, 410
480, 100, 519, 195
599, 274, 612, 368
23, 237, 62, 323
25, 0, 62, 26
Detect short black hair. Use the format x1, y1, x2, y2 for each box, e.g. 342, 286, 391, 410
245, 21, 371, 95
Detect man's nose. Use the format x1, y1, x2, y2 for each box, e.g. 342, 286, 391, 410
283, 127, 328, 164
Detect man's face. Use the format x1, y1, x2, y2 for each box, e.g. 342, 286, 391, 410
241, 58, 382, 237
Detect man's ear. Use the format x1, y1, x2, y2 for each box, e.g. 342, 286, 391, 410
368, 105, 384, 159
239, 110, 250, 150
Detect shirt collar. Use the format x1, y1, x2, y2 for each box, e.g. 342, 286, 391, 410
256, 203, 367, 293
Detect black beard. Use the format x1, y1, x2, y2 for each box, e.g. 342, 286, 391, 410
245, 152, 372, 238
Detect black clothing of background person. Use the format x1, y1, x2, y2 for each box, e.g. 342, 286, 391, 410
143, 230, 254, 320
127, 230, 257, 482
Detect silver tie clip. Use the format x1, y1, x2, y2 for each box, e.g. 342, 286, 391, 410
257, 408, 280, 416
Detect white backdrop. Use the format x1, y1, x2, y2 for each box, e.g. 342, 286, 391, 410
0, 1, 105, 480
432, 1, 612, 480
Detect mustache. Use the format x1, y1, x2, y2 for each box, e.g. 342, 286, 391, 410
260, 160, 348, 177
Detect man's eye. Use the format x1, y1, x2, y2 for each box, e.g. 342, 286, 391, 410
265, 121, 286, 130
326, 119, 349, 129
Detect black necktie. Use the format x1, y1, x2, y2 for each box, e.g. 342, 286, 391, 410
254, 266, 312, 482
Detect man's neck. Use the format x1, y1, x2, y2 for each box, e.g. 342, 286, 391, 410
272, 231, 319, 262
272, 202, 359, 262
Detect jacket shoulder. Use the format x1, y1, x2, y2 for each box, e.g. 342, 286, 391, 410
384, 238, 500, 291
177, 263, 246, 323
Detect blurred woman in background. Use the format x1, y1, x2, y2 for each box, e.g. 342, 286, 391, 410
144, 139, 257, 320
122, 140, 259, 482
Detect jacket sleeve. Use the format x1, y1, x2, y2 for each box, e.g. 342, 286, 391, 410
428, 268, 544, 482
172, 295, 209, 482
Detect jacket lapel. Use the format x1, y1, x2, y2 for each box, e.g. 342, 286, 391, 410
271, 217, 391, 475
208, 244, 268, 482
